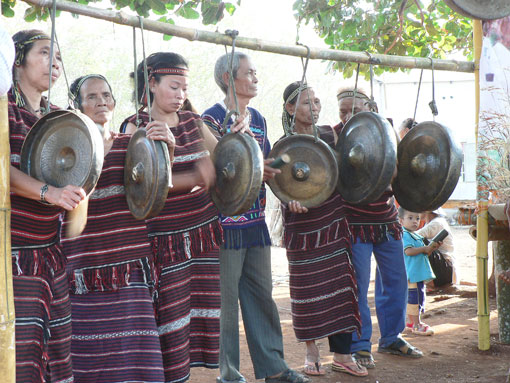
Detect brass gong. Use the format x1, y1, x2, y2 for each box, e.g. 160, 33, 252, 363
267, 134, 339, 208
392, 121, 463, 213
445, 0, 510, 20
336, 112, 397, 205
210, 133, 263, 216
124, 129, 170, 220
20, 110, 104, 195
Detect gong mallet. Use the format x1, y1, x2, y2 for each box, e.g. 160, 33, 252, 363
269, 153, 291, 169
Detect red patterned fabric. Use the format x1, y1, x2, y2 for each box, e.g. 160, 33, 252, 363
62, 135, 165, 382
282, 126, 360, 341
8, 89, 73, 383
124, 111, 222, 383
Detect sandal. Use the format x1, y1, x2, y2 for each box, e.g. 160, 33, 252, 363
303, 359, 325, 376
265, 369, 310, 383
413, 323, 434, 336
377, 338, 423, 358
332, 359, 368, 377
352, 350, 376, 369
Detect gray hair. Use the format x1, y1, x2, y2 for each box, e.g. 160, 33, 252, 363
214, 51, 249, 94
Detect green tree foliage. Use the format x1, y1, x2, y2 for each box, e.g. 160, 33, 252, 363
293, 0, 473, 77
2, 0, 239, 27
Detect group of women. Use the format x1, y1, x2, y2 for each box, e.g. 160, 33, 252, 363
9, 28, 369, 382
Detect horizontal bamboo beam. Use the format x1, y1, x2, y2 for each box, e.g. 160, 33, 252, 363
23, 0, 475, 73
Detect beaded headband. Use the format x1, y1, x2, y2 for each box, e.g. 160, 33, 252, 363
336, 90, 370, 101
14, 34, 50, 66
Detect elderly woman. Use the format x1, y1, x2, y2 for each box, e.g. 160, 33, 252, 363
62, 74, 170, 382
280, 81, 367, 377
9, 29, 86, 383
123, 52, 223, 383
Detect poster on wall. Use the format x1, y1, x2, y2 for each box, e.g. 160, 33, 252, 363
478, 17, 510, 201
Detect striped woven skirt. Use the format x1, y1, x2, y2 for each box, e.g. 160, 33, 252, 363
70, 268, 165, 383
287, 240, 361, 341
12, 252, 73, 383
156, 249, 220, 383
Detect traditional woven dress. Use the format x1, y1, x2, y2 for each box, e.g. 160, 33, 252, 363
8, 89, 74, 383
62, 134, 164, 383
282, 126, 361, 342
124, 111, 222, 383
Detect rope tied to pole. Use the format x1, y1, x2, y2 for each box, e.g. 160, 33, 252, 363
428, 57, 438, 120
222, 29, 240, 134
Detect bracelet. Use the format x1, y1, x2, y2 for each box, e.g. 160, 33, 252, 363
40, 184, 49, 203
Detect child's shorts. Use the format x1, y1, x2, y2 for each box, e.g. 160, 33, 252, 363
407, 281, 426, 316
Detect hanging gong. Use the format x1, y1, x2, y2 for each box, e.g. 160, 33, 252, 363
392, 121, 463, 213
20, 110, 104, 195
210, 133, 263, 216
267, 134, 338, 208
444, 0, 510, 20
336, 112, 397, 205
124, 128, 170, 220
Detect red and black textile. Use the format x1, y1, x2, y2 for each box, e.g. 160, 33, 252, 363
124, 111, 222, 383
8, 90, 74, 383
63, 135, 153, 294
282, 126, 361, 342
69, 268, 164, 383
62, 135, 164, 382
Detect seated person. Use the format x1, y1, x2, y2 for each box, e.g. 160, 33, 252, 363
418, 208, 458, 287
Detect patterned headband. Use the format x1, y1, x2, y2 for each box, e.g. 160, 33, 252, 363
336, 90, 370, 101
284, 84, 309, 105
150, 67, 189, 77
140, 67, 188, 106
14, 34, 50, 66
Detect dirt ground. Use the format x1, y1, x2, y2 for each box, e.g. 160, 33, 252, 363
190, 226, 510, 383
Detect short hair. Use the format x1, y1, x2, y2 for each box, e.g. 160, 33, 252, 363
132, 51, 188, 105
214, 51, 249, 94
69, 74, 114, 110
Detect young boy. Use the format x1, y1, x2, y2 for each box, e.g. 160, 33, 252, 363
399, 207, 438, 336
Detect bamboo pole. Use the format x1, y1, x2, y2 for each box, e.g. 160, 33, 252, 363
473, 19, 490, 351
22, 0, 476, 73
0, 94, 15, 382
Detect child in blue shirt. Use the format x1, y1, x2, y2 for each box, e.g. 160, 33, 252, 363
399, 207, 439, 336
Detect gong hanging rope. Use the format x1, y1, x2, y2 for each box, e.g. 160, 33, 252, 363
139, 17, 152, 124
46, 0, 58, 114
222, 29, 240, 133
352, 63, 361, 118
132, 26, 141, 128
429, 57, 438, 120
365, 51, 378, 112
413, 68, 424, 123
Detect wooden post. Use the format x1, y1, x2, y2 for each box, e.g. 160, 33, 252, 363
494, 240, 510, 343
22, 0, 475, 73
473, 18, 490, 351
0, 94, 15, 382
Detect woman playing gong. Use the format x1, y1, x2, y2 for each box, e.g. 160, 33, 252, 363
280, 81, 367, 378
8, 29, 86, 383
123, 52, 223, 383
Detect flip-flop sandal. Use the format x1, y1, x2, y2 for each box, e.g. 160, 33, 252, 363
352, 350, 376, 369
377, 338, 423, 358
332, 360, 368, 377
303, 360, 325, 376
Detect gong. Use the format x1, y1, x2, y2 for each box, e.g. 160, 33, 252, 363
267, 134, 338, 208
124, 128, 170, 220
392, 121, 463, 213
445, 0, 510, 20
336, 112, 397, 205
210, 133, 263, 216
20, 110, 104, 195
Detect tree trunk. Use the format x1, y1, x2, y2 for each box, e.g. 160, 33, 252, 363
494, 240, 510, 344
